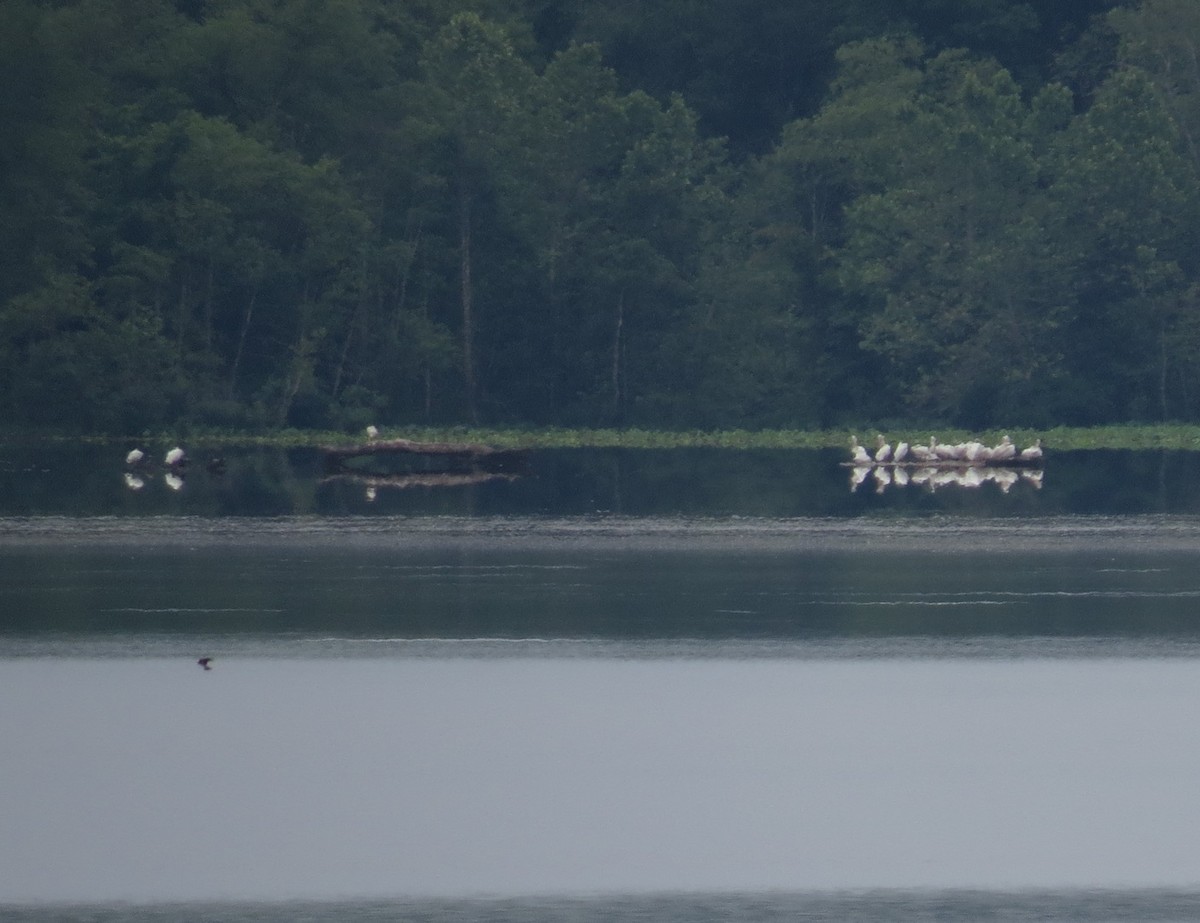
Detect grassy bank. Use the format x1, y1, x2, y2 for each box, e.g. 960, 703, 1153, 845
54, 423, 1200, 451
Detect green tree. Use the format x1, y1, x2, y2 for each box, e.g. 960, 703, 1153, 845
0, 0, 91, 306
1047, 66, 1200, 421
416, 12, 537, 421
1110, 0, 1200, 170
835, 44, 1071, 424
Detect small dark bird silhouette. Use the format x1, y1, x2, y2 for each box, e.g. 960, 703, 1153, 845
205, 457, 227, 475
198, 657, 213, 671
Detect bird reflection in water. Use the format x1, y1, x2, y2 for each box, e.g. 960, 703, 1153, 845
851, 463, 1043, 494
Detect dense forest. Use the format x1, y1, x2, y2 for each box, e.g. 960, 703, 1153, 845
4, 0, 1200, 433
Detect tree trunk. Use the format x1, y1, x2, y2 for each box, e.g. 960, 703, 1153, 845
1160, 317, 1169, 421
458, 173, 477, 422
612, 291, 625, 413
202, 259, 215, 350
228, 288, 257, 398
331, 302, 359, 398
176, 276, 189, 356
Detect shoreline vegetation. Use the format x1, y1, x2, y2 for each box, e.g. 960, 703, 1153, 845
29, 424, 1200, 453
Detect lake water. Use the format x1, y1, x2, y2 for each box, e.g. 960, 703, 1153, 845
5, 443, 1200, 920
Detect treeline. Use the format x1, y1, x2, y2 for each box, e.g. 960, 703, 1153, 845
4, 0, 1200, 433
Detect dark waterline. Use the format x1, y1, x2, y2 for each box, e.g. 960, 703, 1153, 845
10, 890, 1200, 922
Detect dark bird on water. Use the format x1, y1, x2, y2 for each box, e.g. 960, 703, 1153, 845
198, 657, 213, 670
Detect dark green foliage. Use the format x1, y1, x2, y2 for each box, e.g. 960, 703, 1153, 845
3, 0, 1197, 434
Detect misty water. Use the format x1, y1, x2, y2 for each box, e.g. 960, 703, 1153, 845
7, 442, 1200, 921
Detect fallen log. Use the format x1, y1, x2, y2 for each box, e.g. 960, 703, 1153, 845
322, 437, 525, 461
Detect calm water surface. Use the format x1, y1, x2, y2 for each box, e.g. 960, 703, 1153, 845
5, 444, 1200, 919
3, 442, 1200, 517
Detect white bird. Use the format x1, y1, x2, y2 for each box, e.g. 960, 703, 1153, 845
849, 436, 873, 466
933, 437, 960, 461
893, 441, 910, 464
123, 472, 145, 491
1019, 439, 1043, 462
990, 435, 1016, 463
164, 446, 186, 467
910, 441, 932, 462
365, 425, 380, 440
874, 434, 892, 463
964, 441, 990, 465
125, 448, 145, 467
164, 471, 185, 491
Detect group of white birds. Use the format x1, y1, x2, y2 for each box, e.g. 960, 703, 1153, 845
847, 433, 1044, 495
849, 433, 1043, 467
122, 445, 188, 491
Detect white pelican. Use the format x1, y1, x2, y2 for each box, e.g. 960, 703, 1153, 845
910, 441, 932, 462
125, 448, 145, 466
893, 441, 910, 463
964, 441, 991, 465
365, 425, 380, 440
874, 434, 892, 463
164, 446, 186, 467
1020, 439, 1043, 462
990, 435, 1016, 462
933, 438, 961, 461
849, 436, 873, 466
